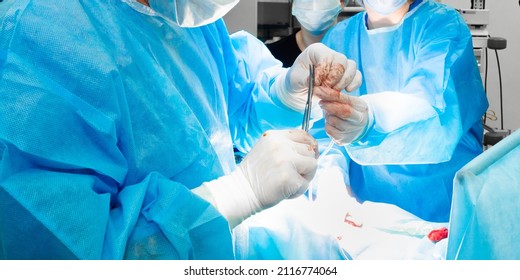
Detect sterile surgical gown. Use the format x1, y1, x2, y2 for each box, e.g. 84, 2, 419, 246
318, 0, 488, 222
0, 0, 303, 259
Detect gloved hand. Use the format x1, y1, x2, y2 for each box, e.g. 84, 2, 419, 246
316, 93, 374, 145
272, 43, 362, 112
193, 129, 318, 228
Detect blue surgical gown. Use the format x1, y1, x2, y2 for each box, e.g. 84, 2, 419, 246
0, 0, 303, 259
319, 0, 488, 222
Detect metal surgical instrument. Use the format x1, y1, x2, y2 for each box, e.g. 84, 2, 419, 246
301, 64, 315, 132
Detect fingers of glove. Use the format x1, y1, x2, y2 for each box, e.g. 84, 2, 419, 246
315, 60, 346, 90
320, 98, 367, 122
256, 140, 316, 201
324, 113, 347, 131
345, 69, 363, 92
314, 53, 350, 90
292, 141, 319, 159
275, 128, 312, 142
305, 44, 358, 92
319, 100, 357, 120
348, 108, 367, 125
277, 166, 311, 200
324, 123, 345, 143
324, 123, 356, 145
325, 116, 366, 149
252, 166, 308, 208
313, 86, 342, 102
339, 94, 368, 110
339, 95, 368, 124
293, 44, 361, 95
275, 152, 316, 199
271, 137, 318, 182
287, 174, 311, 199
269, 129, 319, 157
288, 55, 314, 93
291, 151, 318, 180
329, 58, 360, 91
325, 112, 366, 132
248, 130, 318, 166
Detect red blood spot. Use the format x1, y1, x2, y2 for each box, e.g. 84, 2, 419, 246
344, 213, 363, 228
428, 227, 448, 242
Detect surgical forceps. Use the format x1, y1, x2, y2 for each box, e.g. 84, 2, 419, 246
301, 64, 315, 132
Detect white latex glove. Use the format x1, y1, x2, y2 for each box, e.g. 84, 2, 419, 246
272, 43, 362, 112
316, 92, 374, 145
193, 129, 318, 228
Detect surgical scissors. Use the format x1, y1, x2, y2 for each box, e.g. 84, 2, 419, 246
301, 64, 315, 132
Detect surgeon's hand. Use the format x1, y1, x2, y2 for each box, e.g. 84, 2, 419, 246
316, 92, 373, 145
272, 43, 362, 112
193, 129, 318, 228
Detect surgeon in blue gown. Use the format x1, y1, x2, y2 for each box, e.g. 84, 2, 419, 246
0, 0, 361, 259
314, 0, 489, 222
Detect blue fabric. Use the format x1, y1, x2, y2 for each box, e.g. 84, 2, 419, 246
320, 0, 488, 222
447, 130, 520, 260
0, 0, 301, 259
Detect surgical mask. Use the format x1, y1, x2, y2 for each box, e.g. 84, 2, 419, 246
292, 0, 342, 36
148, 0, 240, 27
357, 0, 407, 15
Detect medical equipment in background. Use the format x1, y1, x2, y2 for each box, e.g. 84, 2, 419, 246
457, 0, 510, 147
482, 36, 508, 147
458, 0, 489, 76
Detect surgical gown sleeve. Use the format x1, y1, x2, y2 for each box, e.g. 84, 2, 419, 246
323, 5, 488, 164
0, 0, 241, 260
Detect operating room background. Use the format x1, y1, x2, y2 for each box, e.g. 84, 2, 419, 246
224, 0, 520, 134
443, 0, 520, 134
